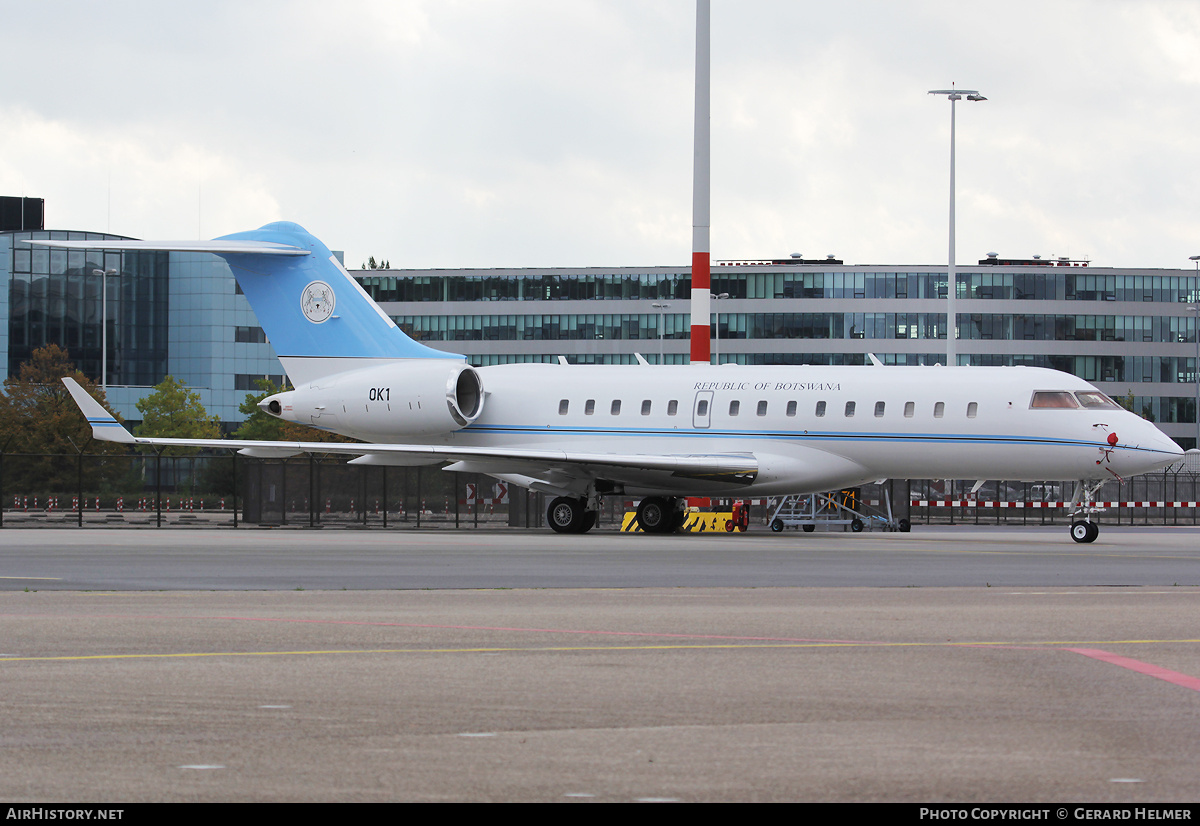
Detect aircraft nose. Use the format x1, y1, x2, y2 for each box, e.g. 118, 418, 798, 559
1119, 420, 1184, 473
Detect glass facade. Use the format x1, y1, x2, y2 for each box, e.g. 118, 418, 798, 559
2, 232, 280, 427
3, 230, 168, 386
363, 268, 1200, 304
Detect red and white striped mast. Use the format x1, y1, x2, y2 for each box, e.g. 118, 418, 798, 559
689, 0, 712, 364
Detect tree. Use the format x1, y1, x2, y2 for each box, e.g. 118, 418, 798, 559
0, 344, 129, 494
0, 344, 113, 453
134, 375, 220, 455
233, 378, 290, 441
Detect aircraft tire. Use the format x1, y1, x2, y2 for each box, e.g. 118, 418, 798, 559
1070, 521, 1095, 543
581, 510, 598, 533
637, 497, 673, 534
548, 497, 585, 533
671, 506, 688, 532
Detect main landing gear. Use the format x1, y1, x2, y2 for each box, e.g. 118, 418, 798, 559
545, 494, 685, 535
635, 496, 686, 534
547, 496, 598, 534
1068, 480, 1106, 544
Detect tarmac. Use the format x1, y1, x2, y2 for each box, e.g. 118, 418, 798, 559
2, 525, 1199, 802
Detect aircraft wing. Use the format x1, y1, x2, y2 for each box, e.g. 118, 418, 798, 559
63, 378, 757, 485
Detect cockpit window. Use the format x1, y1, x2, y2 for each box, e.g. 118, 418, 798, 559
1075, 391, 1122, 410
1030, 391, 1081, 409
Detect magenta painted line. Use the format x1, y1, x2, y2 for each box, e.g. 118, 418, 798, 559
1066, 648, 1200, 692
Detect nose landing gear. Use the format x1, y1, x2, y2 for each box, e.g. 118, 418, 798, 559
1070, 519, 1099, 544
1068, 480, 1106, 543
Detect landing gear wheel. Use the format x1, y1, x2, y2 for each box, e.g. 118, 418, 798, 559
898, 518, 911, 533
671, 507, 688, 533
850, 518, 864, 532
1070, 520, 1099, 544
770, 518, 784, 533
548, 497, 585, 534
637, 496, 676, 534
581, 510, 598, 533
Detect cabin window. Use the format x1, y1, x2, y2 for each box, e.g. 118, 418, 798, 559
786, 400, 797, 417
729, 400, 741, 416
611, 400, 621, 415
667, 400, 678, 416
874, 401, 885, 418
585, 399, 595, 415
966, 402, 978, 418
904, 401, 915, 418
815, 401, 826, 417
934, 402, 945, 418
697, 399, 708, 416
1030, 391, 1080, 409
845, 401, 856, 417
757, 400, 768, 416
1075, 391, 1121, 410
558, 399, 569, 415
641, 400, 652, 416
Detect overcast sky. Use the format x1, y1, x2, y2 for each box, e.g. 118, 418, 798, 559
2, 0, 1200, 270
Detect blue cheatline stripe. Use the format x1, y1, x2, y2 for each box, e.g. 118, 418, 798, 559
87, 418, 123, 427
462, 423, 1174, 456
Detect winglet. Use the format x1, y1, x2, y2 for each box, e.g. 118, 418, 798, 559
62, 378, 136, 444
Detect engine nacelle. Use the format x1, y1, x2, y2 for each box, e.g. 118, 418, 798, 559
262, 361, 484, 440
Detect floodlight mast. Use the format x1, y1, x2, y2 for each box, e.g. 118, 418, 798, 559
1187, 262, 1199, 451
929, 84, 987, 365
691, 0, 711, 364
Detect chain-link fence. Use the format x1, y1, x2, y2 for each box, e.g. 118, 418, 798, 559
1, 451, 1196, 529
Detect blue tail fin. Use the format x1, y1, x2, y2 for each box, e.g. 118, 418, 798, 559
215, 222, 461, 383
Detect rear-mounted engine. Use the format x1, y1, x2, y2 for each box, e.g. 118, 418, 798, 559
261, 361, 485, 440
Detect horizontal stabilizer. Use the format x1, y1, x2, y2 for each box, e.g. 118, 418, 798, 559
23, 239, 308, 255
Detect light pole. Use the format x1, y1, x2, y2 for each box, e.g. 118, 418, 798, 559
929, 84, 986, 366
1189, 257, 1200, 449
92, 267, 118, 390
1190, 301, 1200, 451
652, 302, 671, 364
710, 292, 729, 364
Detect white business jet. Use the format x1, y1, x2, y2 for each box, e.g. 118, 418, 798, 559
39, 222, 1183, 543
